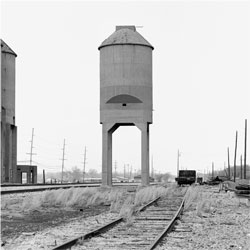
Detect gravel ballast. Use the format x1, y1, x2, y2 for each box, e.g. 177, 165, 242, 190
157, 185, 250, 250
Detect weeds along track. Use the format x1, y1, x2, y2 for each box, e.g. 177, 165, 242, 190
53, 186, 187, 250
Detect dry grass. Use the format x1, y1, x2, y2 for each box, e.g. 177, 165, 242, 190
21, 184, 180, 221
22, 187, 126, 211
183, 186, 200, 211
118, 195, 135, 217
134, 184, 176, 206
196, 198, 213, 216
184, 186, 216, 215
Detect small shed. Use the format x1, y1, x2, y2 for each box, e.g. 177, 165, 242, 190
16, 165, 37, 184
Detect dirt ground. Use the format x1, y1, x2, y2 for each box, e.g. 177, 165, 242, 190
1, 185, 143, 249
1, 204, 109, 240
1, 192, 110, 247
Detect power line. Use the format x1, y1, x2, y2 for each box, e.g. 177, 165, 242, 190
32, 160, 61, 168
35, 134, 62, 147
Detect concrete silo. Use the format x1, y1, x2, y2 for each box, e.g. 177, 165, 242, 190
1, 39, 17, 183
99, 26, 154, 186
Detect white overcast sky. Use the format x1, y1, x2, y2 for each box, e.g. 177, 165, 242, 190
1, 0, 249, 176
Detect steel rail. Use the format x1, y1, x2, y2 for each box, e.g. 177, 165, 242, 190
1, 183, 142, 195
148, 197, 185, 250
137, 196, 161, 212
1, 182, 102, 187
53, 217, 123, 250
52, 196, 161, 250
1, 184, 101, 195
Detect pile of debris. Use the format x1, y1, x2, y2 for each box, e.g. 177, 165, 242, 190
223, 180, 250, 198
235, 182, 250, 197
205, 176, 228, 185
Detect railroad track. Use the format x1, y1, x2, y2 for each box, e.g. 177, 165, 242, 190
1, 183, 143, 195
53, 187, 187, 250
0, 184, 101, 195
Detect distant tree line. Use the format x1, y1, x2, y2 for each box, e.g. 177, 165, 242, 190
37, 167, 101, 183
37, 167, 175, 183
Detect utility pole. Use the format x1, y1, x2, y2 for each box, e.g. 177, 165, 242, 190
26, 128, 36, 166
233, 131, 238, 182
240, 155, 243, 179
43, 169, 45, 184
61, 139, 66, 183
151, 155, 154, 178
82, 146, 87, 183
212, 162, 214, 179
114, 161, 117, 177
227, 147, 230, 180
244, 119, 247, 179
124, 164, 126, 178
177, 150, 181, 177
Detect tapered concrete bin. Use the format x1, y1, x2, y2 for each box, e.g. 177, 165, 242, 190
1, 39, 17, 183
98, 26, 154, 186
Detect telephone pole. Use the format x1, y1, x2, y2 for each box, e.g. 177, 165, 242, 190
227, 147, 230, 179
244, 119, 247, 179
43, 169, 45, 184
82, 146, 87, 183
212, 162, 214, 179
114, 161, 117, 177
26, 128, 36, 166
151, 155, 154, 178
177, 150, 181, 177
240, 155, 243, 179
124, 164, 126, 178
61, 139, 66, 183
233, 131, 238, 182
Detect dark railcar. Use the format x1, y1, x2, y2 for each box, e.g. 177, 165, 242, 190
175, 170, 196, 185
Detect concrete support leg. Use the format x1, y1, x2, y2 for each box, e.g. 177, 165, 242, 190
27, 172, 31, 184
102, 123, 117, 186
136, 123, 150, 186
